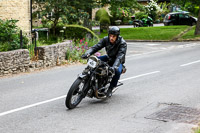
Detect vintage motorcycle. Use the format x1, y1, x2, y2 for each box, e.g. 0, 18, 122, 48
65, 56, 126, 109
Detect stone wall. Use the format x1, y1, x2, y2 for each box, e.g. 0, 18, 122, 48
0, 49, 30, 76
0, 0, 31, 33
30, 42, 68, 71
0, 41, 70, 77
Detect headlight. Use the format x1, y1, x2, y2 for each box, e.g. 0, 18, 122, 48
87, 56, 99, 68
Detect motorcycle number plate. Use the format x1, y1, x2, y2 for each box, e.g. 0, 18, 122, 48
87, 59, 97, 68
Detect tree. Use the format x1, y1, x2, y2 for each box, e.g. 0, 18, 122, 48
171, 0, 200, 35
33, 0, 97, 35
100, 0, 143, 24
195, 3, 200, 35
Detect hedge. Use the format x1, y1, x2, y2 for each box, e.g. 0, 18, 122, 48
54, 24, 99, 41
95, 8, 110, 25
0, 19, 28, 52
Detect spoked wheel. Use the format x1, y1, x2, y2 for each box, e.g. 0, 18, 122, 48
65, 78, 85, 109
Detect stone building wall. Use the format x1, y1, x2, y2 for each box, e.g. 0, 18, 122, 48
0, 41, 70, 77
0, 0, 31, 34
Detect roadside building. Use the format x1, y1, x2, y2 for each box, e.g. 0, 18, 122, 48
0, 0, 31, 35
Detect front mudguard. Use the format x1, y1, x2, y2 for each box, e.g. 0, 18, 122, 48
78, 73, 87, 79
78, 73, 90, 98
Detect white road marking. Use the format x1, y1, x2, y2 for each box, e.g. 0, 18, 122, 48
126, 50, 165, 58
146, 43, 161, 46
0, 71, 161, 117
119, 71, 160, 82
0, 95, 66, 117
180, 60, 200, 67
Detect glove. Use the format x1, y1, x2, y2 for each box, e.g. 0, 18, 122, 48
109, 67, 115, 75
81, 53, 89, 59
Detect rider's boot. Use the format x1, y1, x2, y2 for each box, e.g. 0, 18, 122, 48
106, 86, 114, 98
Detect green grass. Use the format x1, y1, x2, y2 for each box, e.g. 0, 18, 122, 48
96, 26, 189, 41
195, 129, 200, 133
180, 26, 200, 40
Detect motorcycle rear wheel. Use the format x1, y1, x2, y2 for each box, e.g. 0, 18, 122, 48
65, 78, 84, 109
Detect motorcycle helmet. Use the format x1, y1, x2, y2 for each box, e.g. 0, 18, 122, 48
108, 26, 120, 36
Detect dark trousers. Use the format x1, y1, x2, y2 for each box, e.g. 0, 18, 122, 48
98, 55, 123, 88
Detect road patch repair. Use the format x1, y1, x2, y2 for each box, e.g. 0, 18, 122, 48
145, 105, 200, 124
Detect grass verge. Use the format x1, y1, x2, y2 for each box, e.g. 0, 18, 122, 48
95, 26, 190, 41
179, 26, 200, 40
195, 130, 200, 133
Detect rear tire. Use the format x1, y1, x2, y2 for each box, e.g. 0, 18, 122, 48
192, 22, 196, 26
65, 78, 84, 109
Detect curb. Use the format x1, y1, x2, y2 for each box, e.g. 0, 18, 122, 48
125, 39, 200, 42
125, 40, 170, 42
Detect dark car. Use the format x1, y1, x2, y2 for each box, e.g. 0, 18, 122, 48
164, 12, 197, 26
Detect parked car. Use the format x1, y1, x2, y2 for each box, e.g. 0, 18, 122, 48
164, 12, 197, 26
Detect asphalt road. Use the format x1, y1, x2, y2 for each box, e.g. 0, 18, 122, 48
0, 41, 200, 133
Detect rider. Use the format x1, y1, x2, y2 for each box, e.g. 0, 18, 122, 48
81, 26, 127, 97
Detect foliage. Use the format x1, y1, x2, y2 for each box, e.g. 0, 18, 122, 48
116, 8, 129, 20
171, 0, 200, 9
33, 0, 97, 35
53, 23, 99, 41
91, 21, 100, 26
115, 7, 134, 24
41, 19, 54, 29
100, 17, 111, 25
0, 19, 28, 52
171, 0, 199, 16
195, 129, 200, 133
144, 0, 160, 21
143, 0, 170, 22
159, 2, 170, 14
182, 3, 199, 17
66, 38, 100, 63
170, 0, 200, 35
157, 2, 170, 22
135, 12, 148, 20
100, 0, 143, 24
95, 8, 110, 25
62, 25, 99, 41
194, 126, 200, 133
31, 25, 99, 52
37, 34, 61, 46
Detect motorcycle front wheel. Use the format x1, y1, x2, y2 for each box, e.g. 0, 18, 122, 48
65, 78, 85, 109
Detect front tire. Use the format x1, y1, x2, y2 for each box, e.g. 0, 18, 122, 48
65, 78, 84, 109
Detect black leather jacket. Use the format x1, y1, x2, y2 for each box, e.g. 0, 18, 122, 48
85, 36, 127, 68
